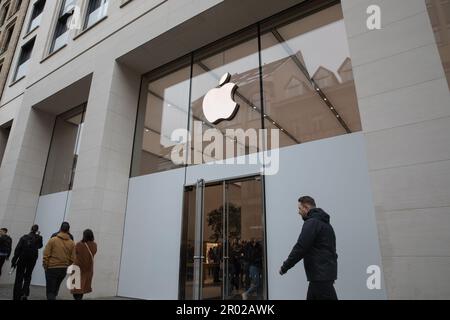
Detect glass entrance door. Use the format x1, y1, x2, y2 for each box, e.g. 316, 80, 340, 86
179, 176, 266, 300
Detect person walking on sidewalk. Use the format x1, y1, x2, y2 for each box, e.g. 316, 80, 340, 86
279, 196, 338, 300
11, 225, 43, 300
51, 222, 74, 241
71, 229, 97, 300
43, 222, 75, 300
0, 228, 12, 279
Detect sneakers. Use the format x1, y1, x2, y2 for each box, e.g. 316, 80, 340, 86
241, 292, 248, 300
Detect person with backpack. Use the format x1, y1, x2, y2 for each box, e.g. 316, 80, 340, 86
0, 228, 12, 279
71, 229, 97, 300
11, 225, 43, 300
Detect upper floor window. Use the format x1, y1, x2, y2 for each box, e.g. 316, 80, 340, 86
41, 104, 86, 195
0, 3, 10, 27
0, 24, 14, 55
49, 0, 76, 53
14, 37, 35, 81
84, 0, 108, 30
14, 0, 22, 13
0, 121, 12, 168
27, 0, 46, 33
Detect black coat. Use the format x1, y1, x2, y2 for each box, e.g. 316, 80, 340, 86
281, 208, 338, 282
11, 232, 43, 266
0, 234, 12, 258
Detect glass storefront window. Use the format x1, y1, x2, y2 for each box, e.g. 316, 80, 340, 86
260, 4, 361, 147
189, 28, 262, 165
179, 177, 266, 300
132, 3, 362, 177
426, 0, 450, 90
41, 105, 86, 195
131, 61, 191, 176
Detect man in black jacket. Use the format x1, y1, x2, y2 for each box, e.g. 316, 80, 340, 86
279, 196, 338, 300
11, 225, 43, 300
0, 228, 12, 279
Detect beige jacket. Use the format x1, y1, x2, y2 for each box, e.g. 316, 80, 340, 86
43, 232, 75, 269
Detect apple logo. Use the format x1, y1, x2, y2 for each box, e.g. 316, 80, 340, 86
202, 72, 240, 124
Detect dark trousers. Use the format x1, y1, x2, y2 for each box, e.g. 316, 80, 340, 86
13, 257, 37, 300
73, 294, 84, 300
307, 281, 338, 300
45, 268, 67, 300
0, 256, 6, 277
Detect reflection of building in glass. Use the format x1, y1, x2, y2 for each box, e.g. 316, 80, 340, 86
426, 0, 450, 89
132, 4, 362, 176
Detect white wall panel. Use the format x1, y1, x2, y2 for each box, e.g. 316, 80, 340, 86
266, 133, 386, 299
32, 191, 71, 286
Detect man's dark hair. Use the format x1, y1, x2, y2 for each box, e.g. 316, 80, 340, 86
82, 229, 95, 242
31, 225, 39, 233
1, 228, 7, 233
60, 222, 70, 233
298, 196, 316, 207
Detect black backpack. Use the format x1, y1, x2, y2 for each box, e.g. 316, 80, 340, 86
20, 234, 38, 257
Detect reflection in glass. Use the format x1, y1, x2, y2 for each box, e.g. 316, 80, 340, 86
131, 63, 191, 176
202, 184, 225, 299
426, 0, 450, 90
189, 28, 262, 165
224, 179, 265, 300
132, 3, 363, 176
179, 177, 265, 300
41, 105, 86, 195
260, 4, 362, 148
179, 186, 196, 300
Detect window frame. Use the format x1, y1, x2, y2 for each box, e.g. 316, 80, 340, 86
0, 2, 11, 27
48, 0, 76, 55
0, 20, 15, 55
82, 0, 109, 31
26, 0, 46, 34
13, 36, 35, 82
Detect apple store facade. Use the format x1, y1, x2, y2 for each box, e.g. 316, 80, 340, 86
114, 2, 384, 300
7, 0, 420, 300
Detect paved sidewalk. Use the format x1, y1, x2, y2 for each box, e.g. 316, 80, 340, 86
0, 284, 132, 300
